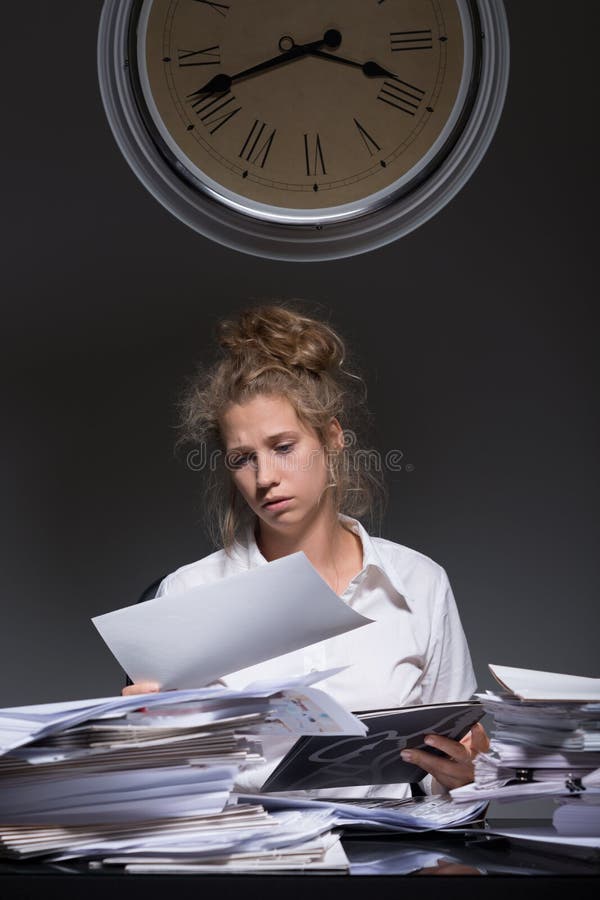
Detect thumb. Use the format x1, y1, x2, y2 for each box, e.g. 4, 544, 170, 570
470, 722, 490, 754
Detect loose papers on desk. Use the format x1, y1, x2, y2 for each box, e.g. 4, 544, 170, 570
237, 792, 489, 833
92, 551, 373, 689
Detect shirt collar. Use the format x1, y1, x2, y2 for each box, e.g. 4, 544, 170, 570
338, 514, 410, 601
230, 514, 410, 602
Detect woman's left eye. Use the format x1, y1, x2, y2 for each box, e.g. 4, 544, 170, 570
275, 443, 293, 454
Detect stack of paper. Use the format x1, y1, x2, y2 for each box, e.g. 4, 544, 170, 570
0, 676, 365, 868
0, 806, 346, 870
451, 665, 600, 813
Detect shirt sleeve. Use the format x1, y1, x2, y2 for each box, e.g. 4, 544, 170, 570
417, 567, 477, 795
419, 566, 477, 705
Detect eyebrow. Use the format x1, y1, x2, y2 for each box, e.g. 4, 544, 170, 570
226, 431, 299, 454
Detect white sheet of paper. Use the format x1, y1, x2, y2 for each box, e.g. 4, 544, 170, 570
92, 552, 373, 689
489, 664, 600, 701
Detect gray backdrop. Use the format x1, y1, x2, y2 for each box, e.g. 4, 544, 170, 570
1, 1, 598, 717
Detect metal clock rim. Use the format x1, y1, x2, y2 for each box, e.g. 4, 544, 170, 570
97, 0, 510, 261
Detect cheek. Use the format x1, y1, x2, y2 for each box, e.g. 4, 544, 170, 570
297, 449, 328, 491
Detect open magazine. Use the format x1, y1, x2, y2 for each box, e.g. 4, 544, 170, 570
262, 700, 483, 791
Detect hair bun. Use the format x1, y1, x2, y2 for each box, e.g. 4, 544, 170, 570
218, 305, 345, 375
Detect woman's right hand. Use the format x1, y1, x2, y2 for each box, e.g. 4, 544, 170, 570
122, 681, 160, 696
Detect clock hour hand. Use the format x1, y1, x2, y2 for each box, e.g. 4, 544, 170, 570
307, 49, 398, 80
191, 29, 342, 95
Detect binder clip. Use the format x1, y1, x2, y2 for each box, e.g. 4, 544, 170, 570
507, 768, 535, 785
565, 775, 584, 793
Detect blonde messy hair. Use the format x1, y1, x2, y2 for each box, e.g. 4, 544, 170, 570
177, 303, 386, 550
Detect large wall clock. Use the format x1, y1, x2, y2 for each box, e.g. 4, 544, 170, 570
98, 0, 509, 260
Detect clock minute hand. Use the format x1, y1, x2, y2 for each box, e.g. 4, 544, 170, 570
192, 31, 342, 96
307, 49, 397, 80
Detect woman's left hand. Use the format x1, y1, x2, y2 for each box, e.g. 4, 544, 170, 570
400, 722, 490, 790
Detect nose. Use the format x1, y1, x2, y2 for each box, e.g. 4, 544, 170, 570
254, 451, 281, 490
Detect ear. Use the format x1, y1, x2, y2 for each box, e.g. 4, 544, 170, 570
327, 417, 345, 452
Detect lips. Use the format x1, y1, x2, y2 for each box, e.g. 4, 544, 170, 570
262, 496, 292, 508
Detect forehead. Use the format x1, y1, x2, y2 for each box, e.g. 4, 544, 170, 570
220, 394, 310, 447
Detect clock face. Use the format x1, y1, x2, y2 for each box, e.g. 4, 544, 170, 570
134, 0, 476, 223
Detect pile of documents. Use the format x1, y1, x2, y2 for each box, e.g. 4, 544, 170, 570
0, 678, 492, 870
0, 675, 365, 869
451, 664, 600, 836
0, 555, 493, 870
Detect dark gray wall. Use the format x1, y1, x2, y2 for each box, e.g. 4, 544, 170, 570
1, 1, 598, 711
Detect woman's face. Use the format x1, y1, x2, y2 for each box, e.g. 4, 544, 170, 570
220, 394, 342, 535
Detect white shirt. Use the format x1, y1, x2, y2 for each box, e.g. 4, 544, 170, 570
157, 515, 477, 798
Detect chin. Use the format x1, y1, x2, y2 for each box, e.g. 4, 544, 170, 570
256, 507, 300, 527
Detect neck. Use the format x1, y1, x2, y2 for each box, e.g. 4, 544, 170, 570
256, 506, 345, 570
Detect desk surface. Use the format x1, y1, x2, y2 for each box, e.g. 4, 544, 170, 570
0, 820, 598, 898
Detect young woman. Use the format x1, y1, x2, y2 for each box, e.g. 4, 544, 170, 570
124, 304, 488, 796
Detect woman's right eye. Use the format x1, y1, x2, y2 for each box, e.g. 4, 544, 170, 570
227, 453, 251, 469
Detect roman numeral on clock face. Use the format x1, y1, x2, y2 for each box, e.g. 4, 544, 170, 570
304, 133, 326, 176
390, 30, 433, 51
239, 120, 276, 168
188, 90, 241, 134
192, 0, 229, 17
354, 118, 381, 156
177, 45, 221, 67
377, 79, 425, 116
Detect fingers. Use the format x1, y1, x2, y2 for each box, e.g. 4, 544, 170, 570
401, 728, 487, 791
400, 746, 474, 788
400, 736, 475, 789
423, 733, 471, 762
121, 681, 161, 696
